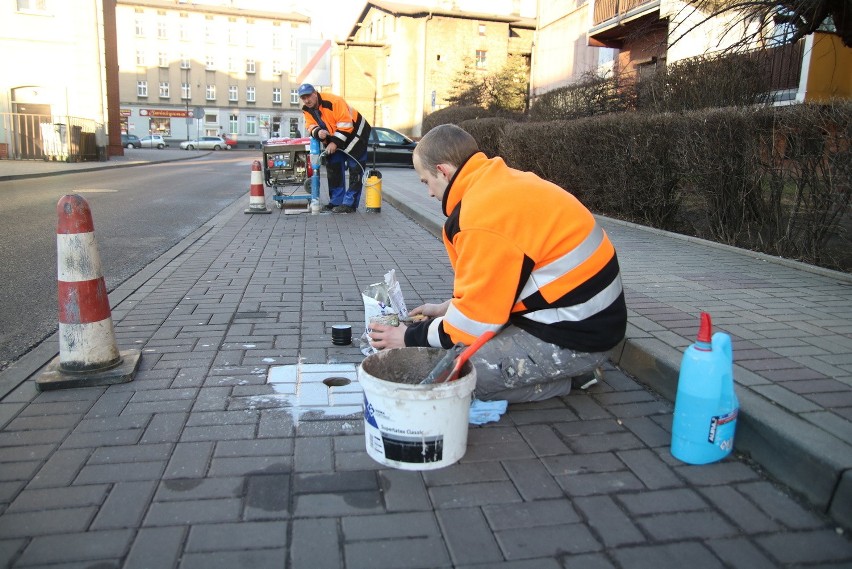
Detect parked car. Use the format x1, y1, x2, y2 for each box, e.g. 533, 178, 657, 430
139, 135, 168, 149
180, 136, 231, 150
222, 134, 237, 148
367, 127, 416, 166
121, 133, 141, 149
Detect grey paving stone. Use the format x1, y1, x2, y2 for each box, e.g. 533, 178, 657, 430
6, 483, 108, 512
244, 473, 291, 520
705, 537, 779, 569
89, 442, 172, 464
138, 412, 188, 444
91, 480, 158, 529
483, 499, 581, 530
28, 447, 91, 488
610, 541, 724, 569
573, 495, 646, 547
735, 480, 826, 530
208, 455, 291, 477
164, 441, 214, 479
377, 469, 432, 512
429, 481, 522, 509
155, 476, 244, 502
185, 520, 288, 551
616, 448, 683, 489
501, 458, 565, 500
290, 517, 342, 569
179, 549, 287, 569
0, 506, 96, 537
555, 470, 645, 497
293, 490, 384, 517
515, 424, 572, 456
494, 523, 601, 560
295, 470, 378, 494
214, 437, 293, 458
294, 435, 334, 472
757, 529, 852, 564
423, 461, 509, 486
123, 525, 187, 569
345, 536, 452, 569
14, 529, 134, 566
144, 497, 242, 526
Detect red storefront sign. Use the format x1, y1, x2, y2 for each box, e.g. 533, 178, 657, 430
140, 109, 192, 118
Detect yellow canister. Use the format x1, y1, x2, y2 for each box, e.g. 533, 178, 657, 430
365, 169, 382, 213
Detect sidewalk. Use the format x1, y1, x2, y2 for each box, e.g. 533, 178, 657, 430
0, 154, 850, 567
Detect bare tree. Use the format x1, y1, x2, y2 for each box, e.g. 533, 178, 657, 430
670, 0, 851, 49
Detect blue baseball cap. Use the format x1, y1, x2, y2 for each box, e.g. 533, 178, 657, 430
297, 83, 315, 97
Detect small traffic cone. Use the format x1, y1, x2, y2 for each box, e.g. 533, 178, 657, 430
36, 195, 140, 391
244, 160, 271, 214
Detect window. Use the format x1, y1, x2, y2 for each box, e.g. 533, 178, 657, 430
272, 28, 281, 48
159, 82, 169, 98
475, 50, 487, 68
136, 50, 146, 66
205, 22, 214, 43
181, 83, 191, 100
137, 81, 148, 97
229, 85, 238, 102
290, 89, 299, 104
179, 21, 189, 41
246, 59, 255, 74
206, 85, 216, 100
246, 86, 256, 102
17, 0, 48, 12
158, 52, 169, 68
180, 56, 190, 69
246, 20, 255, 47
246, 115, 257, 135
228, 58, 238, 73
229, 114, 238, 134
135, 17, 144, 36
478, 24, 486, 36
272, 61, 281, 75
272, 88, 282, 104
206, 55, 215, 70
157, 18, 167, 39
206, 112, 218, 124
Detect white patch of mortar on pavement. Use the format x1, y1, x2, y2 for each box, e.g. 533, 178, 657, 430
254, 363, 363, 424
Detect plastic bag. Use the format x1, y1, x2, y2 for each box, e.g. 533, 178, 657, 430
359, 269, 409, 356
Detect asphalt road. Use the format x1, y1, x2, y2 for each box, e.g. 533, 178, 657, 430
0, 153, 254, 372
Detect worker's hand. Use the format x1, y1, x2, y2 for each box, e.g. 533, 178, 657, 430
368, 323, 407, 350
326, 141, 337, 155
410, 300, 451, 318
317, 129, 329, 140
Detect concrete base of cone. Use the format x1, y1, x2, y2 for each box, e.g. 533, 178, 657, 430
244, 208, 271, 214
35, 349, 141, 391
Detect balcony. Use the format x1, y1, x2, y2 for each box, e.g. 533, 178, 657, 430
589, 0, 661, 48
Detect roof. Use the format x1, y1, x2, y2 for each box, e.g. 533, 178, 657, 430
345, 0, 535, 41
115, 0, 310, 24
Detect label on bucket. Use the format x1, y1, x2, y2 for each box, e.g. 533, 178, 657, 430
364, 394, 445, 463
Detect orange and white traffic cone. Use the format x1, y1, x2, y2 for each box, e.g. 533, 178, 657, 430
244, 160, 271, 214
35, 194, 140, 391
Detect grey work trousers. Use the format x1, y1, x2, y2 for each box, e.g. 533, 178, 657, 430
469, 326, 610, 403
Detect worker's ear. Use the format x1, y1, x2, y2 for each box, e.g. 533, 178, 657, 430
435, 163, 454, 181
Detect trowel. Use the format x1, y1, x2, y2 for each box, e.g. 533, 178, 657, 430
419, 329, 497, 385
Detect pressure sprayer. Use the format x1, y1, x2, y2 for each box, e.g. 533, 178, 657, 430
365, 142, 382, 213
309, 138, 322, 215
670, 312, 739, 464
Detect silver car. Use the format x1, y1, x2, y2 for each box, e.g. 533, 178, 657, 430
180, 136, 231, 150
139, 135, 168, 149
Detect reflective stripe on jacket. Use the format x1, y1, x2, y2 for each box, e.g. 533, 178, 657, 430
405, 152, 627, 352
302, 92, 371, 158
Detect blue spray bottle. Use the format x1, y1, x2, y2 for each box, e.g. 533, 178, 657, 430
671, 312, 739, 464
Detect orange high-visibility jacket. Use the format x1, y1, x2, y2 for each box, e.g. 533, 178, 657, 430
405, 152, 627, 353
302, 92, 370, 158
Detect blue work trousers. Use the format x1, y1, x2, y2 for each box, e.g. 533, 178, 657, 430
325, 150, 367, 208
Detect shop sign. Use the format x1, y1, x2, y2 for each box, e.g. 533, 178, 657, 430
140, 109, 191, 118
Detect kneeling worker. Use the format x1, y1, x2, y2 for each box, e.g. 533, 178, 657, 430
368, 124, 627, 403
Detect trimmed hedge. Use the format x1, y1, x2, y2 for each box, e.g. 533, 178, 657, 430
448, 101, 851, 271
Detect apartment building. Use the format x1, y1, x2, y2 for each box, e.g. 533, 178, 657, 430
115, 0, 314, 148
338, 1, 535, 137
0, 0, 111, 160
532, 0, 852, 104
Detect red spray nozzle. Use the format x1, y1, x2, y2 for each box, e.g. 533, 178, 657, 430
697, 312, 713, 344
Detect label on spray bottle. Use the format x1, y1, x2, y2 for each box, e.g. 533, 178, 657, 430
708, 407, 738, 449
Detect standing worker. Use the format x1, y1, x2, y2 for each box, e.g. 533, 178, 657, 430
368, 124, 627, 403
298, 83, 372, 213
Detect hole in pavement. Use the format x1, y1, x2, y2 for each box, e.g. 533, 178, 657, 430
323, 377, 351, 387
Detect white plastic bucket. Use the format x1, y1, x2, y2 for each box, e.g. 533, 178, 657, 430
358, 347, 476, 470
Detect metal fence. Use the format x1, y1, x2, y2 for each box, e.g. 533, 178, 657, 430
0, 113, 104, 162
